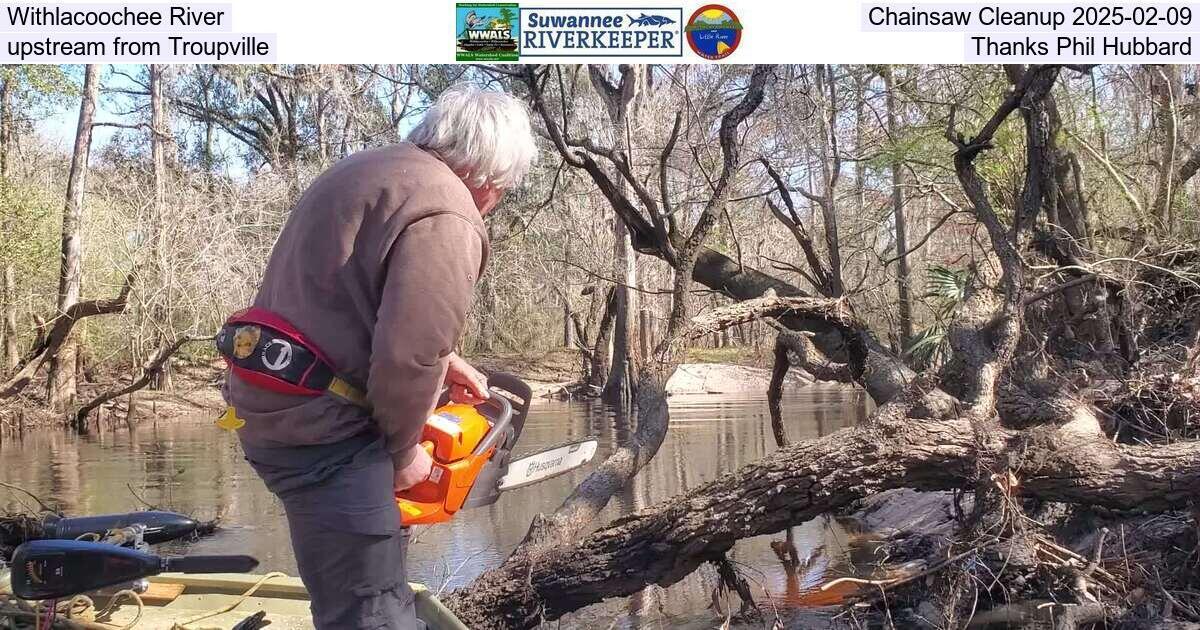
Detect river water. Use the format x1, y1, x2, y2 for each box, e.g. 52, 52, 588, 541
1, 386, 873, 628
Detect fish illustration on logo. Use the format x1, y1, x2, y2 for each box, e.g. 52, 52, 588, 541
627, 13, 676, 26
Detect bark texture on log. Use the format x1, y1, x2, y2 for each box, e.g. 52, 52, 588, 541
447, 412, 1200, 628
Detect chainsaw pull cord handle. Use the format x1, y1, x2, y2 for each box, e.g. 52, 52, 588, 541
470, 393, 513, 456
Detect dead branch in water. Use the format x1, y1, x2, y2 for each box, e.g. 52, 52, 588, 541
0, 481, 56, 514
0, 273, 134, 400
71, 334, 208, 432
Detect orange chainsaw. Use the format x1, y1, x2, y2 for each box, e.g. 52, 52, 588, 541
395, 373, 598, 526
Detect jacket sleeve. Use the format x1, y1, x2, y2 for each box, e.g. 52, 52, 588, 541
368, 213, 484, 469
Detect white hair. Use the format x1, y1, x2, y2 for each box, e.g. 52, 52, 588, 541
408, 85, 537, 190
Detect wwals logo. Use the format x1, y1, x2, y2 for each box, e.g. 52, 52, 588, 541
456, 3, 519, 61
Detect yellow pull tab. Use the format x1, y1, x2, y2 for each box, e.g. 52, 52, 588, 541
216, 407, 245, 431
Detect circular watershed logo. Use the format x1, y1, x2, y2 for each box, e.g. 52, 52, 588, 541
686, 4, 742, 60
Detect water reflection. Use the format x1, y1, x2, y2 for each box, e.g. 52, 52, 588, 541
1, 385, 869, 628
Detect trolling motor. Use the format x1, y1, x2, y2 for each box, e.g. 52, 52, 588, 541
39, 511, 202, 546
9, 540, 259, 600
395, 373, 598, 526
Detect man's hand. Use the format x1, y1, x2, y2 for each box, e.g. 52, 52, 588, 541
445, 352, 489, 404
393, 443, 434, 492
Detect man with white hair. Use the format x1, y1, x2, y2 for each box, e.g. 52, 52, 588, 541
219, 85, 537, 629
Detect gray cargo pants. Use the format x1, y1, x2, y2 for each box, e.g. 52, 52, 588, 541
256, 435, 425, 630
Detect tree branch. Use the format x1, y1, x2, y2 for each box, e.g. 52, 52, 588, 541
1, 273, 134, 399
71, 335, 208, 430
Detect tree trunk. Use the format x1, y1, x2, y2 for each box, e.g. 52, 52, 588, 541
883, 66, 914, 347
561, 295, 572, 348
0, 78, 17, 370
149, 64, 173, 391
815, 65, 844, 298
589, 287, 616, 388
638, 304, 650, 358
2, 265, 16, 370
447, 404, 1200, 629
853, 72, 866, 214
1150, 65, 1183, 234
592, 64, 644, 408
48, 64, 99, 412
601, 219, 637, 406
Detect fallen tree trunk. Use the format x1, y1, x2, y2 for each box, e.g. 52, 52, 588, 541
0, 273, 133, 399
71, 335, 205, 432
690, 247, 914, 405
446, 410, 1200, 628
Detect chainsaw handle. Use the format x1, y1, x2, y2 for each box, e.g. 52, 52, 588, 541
482, 372, 532, 440
471, 393, 512, 457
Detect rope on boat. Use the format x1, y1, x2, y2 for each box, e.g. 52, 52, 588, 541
91, 591, 144, 630
170, 572, 288, 629
2, 589, 143, 630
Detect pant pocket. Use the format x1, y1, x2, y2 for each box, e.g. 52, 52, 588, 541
351, 581, 416, 629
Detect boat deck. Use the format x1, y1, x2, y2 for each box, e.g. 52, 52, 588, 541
94, 573, 465, 629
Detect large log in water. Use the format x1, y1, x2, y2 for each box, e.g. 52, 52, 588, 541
445, 408, 1200, 628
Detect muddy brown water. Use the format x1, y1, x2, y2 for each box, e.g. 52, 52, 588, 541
1, 386, 877, 628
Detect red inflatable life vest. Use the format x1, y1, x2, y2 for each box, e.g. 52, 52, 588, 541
215, 307, 367, 406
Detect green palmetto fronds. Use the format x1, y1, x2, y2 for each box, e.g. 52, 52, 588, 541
925, 264, 971, 306
905, 265, 972, 367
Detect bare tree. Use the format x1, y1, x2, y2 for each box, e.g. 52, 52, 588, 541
882, 65, 914, 347
148, 63, 173, 390
588, 64, 645, 407
0, 77, 17, 370
47, 65, 100, 412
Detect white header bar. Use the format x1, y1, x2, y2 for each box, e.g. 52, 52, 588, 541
0, 0, 1194, 63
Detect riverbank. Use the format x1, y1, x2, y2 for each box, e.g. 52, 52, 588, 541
472, 346, 800, 397
0, 346, 813, 435
0, 361, 227, 436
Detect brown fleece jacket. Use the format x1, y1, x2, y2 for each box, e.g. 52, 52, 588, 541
223, 142, 489, 469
